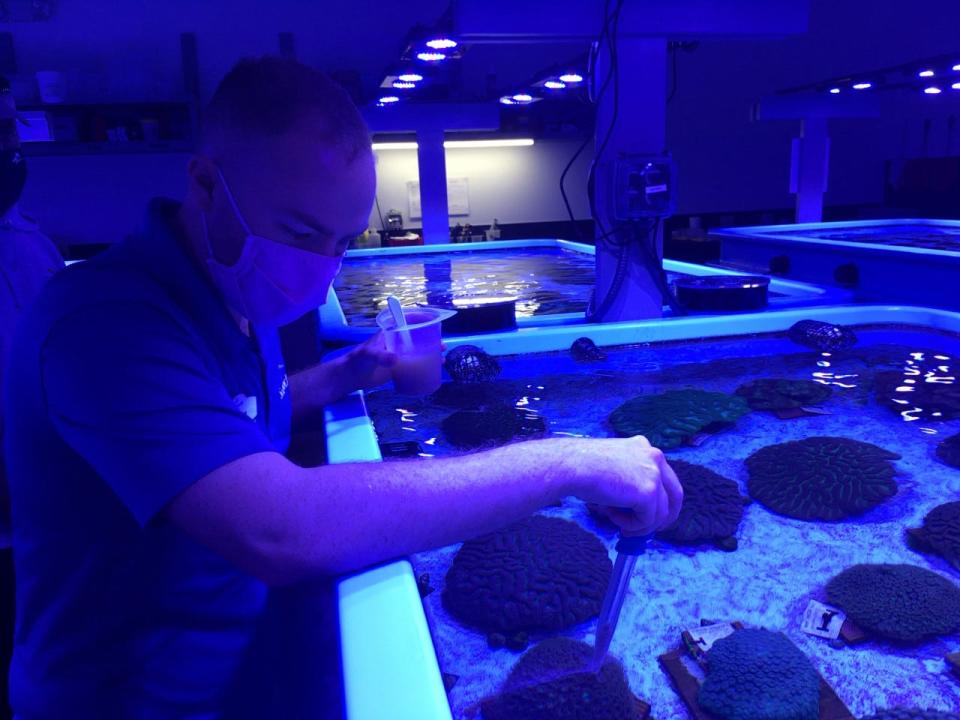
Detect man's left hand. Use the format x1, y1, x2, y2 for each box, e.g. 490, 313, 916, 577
341, 332, 398, 391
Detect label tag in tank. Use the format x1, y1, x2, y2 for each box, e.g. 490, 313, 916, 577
682, 622, 737, 656
800, 600, 846, 640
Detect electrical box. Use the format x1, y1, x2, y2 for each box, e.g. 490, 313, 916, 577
613, 154, 676, 220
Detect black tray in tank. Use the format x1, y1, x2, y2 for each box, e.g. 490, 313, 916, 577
438, 296, 518, 334
673, 275, 770, 311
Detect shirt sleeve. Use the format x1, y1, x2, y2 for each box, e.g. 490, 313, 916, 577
39, 300, 276, 526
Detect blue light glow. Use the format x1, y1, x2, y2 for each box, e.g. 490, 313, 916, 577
393, 81, 416, 89
558, 73, 584, 83
829, 87, 841, 94
425, 38, 457, 50
924, 86, 942, 94
416, 52, 446, 62
544, 80, 566, 89
918, 69, 935, 77
398, 73, 423, 82
852, 82, 872, 90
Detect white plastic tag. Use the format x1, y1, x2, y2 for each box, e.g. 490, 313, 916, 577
684, 622, 736, 653
800, 600, 845, 639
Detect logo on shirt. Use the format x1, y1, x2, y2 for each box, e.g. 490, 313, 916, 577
278, 372, 289, 400
233, 394, 259, 421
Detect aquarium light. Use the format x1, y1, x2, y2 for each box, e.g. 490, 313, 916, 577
416, 52, 446, 62
852, 82, 872, 90
372, 139, 535, 151
392, 81, 416, 89
952, 82, 960, 90
377, 95, 400, 104
918, 69, 935, 77
397, 73, 423, 82
924, 86, 942, 94
425, 38, 457, 50
828, 87, 841, 94
559, 73, 584, 83
544, 80, 566, 90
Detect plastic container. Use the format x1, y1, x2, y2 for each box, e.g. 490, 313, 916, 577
376, 306, 456, 396
36, 71, 67, 104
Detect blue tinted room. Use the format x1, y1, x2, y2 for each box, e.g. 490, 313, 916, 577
2, 1, 960, 719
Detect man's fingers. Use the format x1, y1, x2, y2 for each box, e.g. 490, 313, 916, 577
657, 455, 684, 526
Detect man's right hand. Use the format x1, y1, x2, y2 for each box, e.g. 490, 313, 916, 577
555, 436, 684, 535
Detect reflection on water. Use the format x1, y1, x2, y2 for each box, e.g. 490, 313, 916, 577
335, 248, 599, 324
774, 223, 960, 251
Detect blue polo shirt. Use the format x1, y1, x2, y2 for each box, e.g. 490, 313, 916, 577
4, 198, 292, 718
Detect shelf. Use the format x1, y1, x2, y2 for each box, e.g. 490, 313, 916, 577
23, 140, 194, 157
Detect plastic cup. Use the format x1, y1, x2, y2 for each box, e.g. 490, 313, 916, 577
376, 306, 456, 396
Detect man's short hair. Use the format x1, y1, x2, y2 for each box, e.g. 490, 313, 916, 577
203, 56, 371, 159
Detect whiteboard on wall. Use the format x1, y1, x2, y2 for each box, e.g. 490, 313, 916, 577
407, 177, 470, 219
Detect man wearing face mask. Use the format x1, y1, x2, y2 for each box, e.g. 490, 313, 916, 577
4, 57, 681, 718
0, 74, 63, 720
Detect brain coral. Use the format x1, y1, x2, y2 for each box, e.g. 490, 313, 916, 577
874, 365, 960, 422
745, 436, 899, 521
656, 460, 747, 551
698, 628, 821, 720
935, 432, 960, 469
441, 405, 546, 450
481, 638, 640, 720
826, 564, 960, 644
443, 516, 612, 636
734, 378, 832, 411
907, 502, 960, 572
608, 389, 750, 449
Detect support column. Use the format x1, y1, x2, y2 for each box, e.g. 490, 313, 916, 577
791, 117, 830, 223
593, 38, 667, 322
416, 127, 450, 244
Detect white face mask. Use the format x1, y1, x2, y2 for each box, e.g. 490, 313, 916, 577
202, 168, 343, 326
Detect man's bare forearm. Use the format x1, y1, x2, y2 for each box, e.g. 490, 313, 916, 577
169, 438, 583, 585
304, 438, 580, 575
288, 358, 350, 423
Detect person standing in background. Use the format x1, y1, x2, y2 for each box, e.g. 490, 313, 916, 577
0, 74, 64, 719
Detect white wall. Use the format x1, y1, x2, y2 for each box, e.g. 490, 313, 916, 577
22, 139, 593, 247
371, 139, 593, 230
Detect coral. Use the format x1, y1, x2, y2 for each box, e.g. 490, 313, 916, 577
746, 437, 899, 521
656, 460, 746, 551
734, 378, 832, 411
443, 516, 612, 636
935, 432, 960, 469
860, 710, 960, 720
874, 361, 960, 422
608, 390, 750, 449
907, 502, 960, 571
444, 345, 501, 383
698, 628, 820, 720
481, 638, 640, 720
440, 405, 546, 450
826, 564, 960, 644
571, 337, 607, 363
788, 319, 857, 351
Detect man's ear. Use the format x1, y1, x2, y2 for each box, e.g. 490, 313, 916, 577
186, 155, 217, 211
